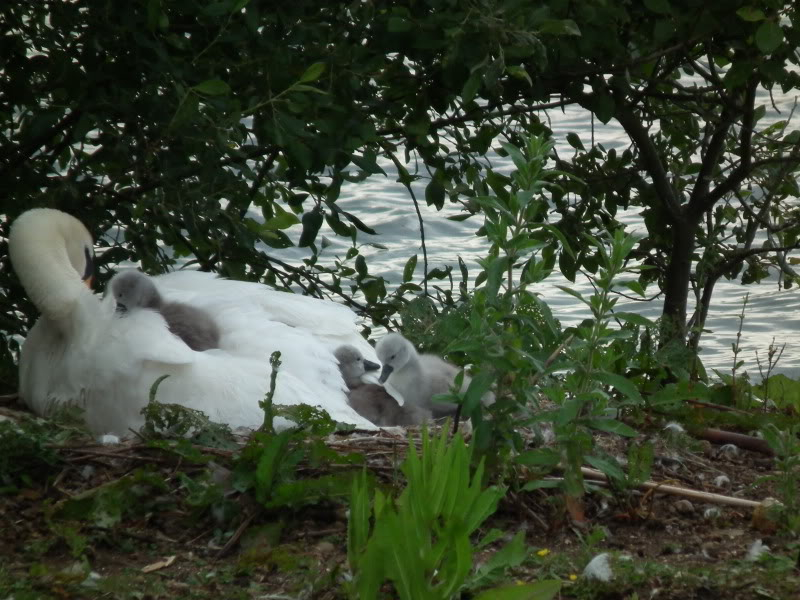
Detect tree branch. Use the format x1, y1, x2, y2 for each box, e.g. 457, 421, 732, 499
605, 83, 682, 221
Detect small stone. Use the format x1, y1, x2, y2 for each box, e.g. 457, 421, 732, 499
674, 499, 695, 515
712, 475, 730, 488
316, 541, 335, 555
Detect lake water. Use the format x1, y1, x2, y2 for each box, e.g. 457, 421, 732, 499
272, 89, 800, 381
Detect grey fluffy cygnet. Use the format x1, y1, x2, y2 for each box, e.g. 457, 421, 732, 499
110, 270, 221, 352
375, 332, 477, 418
334, 345, 431, 427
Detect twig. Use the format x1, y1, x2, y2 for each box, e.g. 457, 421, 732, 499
216, 511, 256, 559
529, 335, 574, 388
576, 466, 761, 508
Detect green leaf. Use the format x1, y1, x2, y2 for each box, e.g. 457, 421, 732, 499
613, 311, 655, 327
461, 72, 482, 104
584, 418, 638, 437
298, 210, 324, 247
473, 580, 561, 600
592, 93, 615, 124
593, 371, 644, 405
263, 209, 301, 230
538, 19, 581, 36
566, 132, 584, 151
755, 21, 783, 54
425, 177, 446, 209
342, 210, 377, 235
387, 17, 412, 33
299, 62, 326, 83
516, 448, 560, 467
585, 454, 626, 482
192, 79, 230, 96
506, 65, 532, 86
643, 0, 671, 14
736, 6, 766, 21
403, 254, 418, 283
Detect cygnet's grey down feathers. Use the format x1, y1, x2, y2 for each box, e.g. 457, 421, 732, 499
375, 332, 473, 418
334, 345, 430, 427
111, 270, 221, 352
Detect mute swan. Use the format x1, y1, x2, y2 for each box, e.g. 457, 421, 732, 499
375, 333, 467, 418
110, 270, 221, 351
334, 345, 430, 427
9, 208, 378, 436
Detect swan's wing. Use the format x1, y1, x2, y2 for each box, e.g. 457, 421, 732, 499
154, 271, 378, 358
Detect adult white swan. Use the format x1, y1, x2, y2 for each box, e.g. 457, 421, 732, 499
9, 208, 378, 436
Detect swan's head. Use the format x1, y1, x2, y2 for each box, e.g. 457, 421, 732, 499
375, 333, 414, 383
9, 208, 95, 321
334, 344, 380, 389
110, 271, 162, 312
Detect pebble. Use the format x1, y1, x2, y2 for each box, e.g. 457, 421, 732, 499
674, 499, 695, 515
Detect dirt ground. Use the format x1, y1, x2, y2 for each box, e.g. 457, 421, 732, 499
1, 406, 799, 600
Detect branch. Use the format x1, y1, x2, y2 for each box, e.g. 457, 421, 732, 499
605, 83, 682, 221
0, 109, 83, 175
379, 141, 429, 296
690, 78, 758, 215
689, 102, 735, 208
376, 98, 575, 138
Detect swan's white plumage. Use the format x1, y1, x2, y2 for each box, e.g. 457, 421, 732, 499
10, 209, 378, 436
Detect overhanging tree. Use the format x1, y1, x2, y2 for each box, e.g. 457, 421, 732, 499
1, 0, 799, 390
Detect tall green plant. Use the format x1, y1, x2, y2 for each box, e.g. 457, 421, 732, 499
346, 427, 560, 600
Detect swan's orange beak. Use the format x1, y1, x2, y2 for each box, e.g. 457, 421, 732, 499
83, 275, 94, 290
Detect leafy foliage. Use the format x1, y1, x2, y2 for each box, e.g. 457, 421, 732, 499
347, 427, 559, 599
3, 1, 800, 385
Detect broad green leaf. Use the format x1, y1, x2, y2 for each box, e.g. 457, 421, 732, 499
263, 209, 301, 230
613, 311, 655, 327
538, 19, 581, 36
403, 254, 418, 283
387, 17, 413, 32
585, 454, 626, 482
516, 448, 560, 467
736, 6, 766, 21
299, 62, 325, 83
583, 418, 637, 437
566, 132, 584, 150
193, 79, 230, 95
755, 21, 783, 54
593, 371, 644, 405
425, 177, 446, 209
298, 210, 323, 247
643, 0, 671, 14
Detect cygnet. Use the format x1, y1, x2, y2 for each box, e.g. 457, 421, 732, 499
111, 270, 221, 351
374, 332, 466, 418
334, 345, 430, 427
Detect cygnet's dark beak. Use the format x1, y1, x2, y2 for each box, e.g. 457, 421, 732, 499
379, 364, 393, 384
116, 303, 128, 314
83, 247, 95, 289
363, 359, 381, 372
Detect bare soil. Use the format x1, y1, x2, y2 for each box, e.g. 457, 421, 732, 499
1, 404, 799, 600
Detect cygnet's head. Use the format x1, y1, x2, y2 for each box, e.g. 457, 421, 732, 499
334, 344, 380, 389
375, 333, 415, 384
110, 270, 162, 312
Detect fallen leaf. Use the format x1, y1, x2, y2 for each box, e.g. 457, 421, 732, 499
141, 555, 177, 573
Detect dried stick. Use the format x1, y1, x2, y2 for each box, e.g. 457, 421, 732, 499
577, 467, 761, 508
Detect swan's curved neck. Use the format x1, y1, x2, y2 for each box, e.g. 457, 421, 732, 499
10, 213, 91, 329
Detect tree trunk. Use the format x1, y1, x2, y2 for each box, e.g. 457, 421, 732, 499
660, 210, 699, 346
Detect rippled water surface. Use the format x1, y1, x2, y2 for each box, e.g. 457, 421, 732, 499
274, 89, 800, 379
